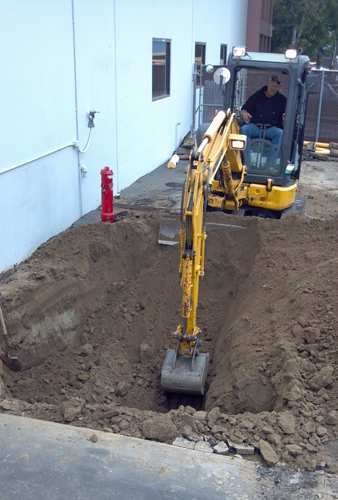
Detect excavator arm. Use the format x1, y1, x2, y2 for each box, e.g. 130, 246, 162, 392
161, 110, 246, 396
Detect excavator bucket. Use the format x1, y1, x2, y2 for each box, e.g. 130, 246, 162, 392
161, 349, 209, 396
158, 218, 181, 245
158, 217, 245, 245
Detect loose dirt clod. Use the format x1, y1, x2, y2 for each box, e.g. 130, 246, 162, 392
0, 169, 338, 473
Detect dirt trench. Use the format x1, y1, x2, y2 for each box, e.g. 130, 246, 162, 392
1, 181, 338, 472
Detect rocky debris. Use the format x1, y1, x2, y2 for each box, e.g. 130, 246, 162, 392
285, 444, 303, 456
213, 441, 229, 455
89, 433, 98, 443
309, 365, 334, 391
193, 410, 207, 422
142, 414, 178, 441
233, 442, 255, 455
259, 440, 279, 467
80, 344, 94, 356
2, 396, 337, 471
0, 398, 29, 413
174, 436, 255, 457
0, 361, 5, 398
327, 411, 338, 426
115, 381, 128, 397
61, 397, 85, 423
305, 443, 318, 453
139, 340, 155, 366
172, 437, 196, 450
278, 412, 296, 435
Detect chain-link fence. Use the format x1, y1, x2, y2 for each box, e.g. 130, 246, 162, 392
194, 66, 338, 144
199, 65, 223, 125
305, 70, 338, 143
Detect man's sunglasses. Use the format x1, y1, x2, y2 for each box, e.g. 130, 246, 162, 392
270, 77, 281, 85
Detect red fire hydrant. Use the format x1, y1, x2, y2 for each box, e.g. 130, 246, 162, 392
100, 167, 114, 223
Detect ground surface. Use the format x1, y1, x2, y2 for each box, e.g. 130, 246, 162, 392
1, 159, 338, 474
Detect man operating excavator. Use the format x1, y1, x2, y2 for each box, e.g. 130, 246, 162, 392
240, 75, 286, 168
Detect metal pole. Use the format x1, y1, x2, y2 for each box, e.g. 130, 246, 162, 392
0, 144, 74, 176
315, 69, 325, 143
198, 67, 203, 127
191, 63, 197, 136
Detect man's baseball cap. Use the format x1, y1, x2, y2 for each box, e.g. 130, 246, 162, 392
270, 76, 281, 85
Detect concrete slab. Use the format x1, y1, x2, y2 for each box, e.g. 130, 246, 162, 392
69, 156, 338, 229
0, 414, 337, 500
70, 159, 188, 229
116, 160, 187, 210
0, 414, 256, 500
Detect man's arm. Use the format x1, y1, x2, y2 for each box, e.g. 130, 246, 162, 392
240, 91, 258, 123
240, 109, 252, 123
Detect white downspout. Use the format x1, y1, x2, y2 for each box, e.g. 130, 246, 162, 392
113, 0, 120, 194
71, 0, 83, 217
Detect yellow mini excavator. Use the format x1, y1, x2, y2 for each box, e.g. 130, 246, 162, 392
161, 47, 319, 396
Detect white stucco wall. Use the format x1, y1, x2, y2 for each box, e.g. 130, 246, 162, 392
0, 0, 81, 269
0, 0, 248, 273
1, 1, 76, 168
71, 0, 117, 216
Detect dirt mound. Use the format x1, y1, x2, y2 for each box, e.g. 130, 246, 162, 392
0, 209, 338, 472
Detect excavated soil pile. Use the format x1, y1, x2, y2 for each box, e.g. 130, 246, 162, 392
0, 208, 338, 473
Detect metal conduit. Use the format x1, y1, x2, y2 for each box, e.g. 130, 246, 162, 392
0, 144, 75, 175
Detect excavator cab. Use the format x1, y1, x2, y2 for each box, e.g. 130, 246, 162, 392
196, 48, 320, 217
219, 48, 320, 217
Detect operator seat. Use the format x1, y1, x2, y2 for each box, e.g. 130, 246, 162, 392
243, 124, 282, 174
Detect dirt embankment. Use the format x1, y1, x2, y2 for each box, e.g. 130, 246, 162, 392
0, 162, 338, 472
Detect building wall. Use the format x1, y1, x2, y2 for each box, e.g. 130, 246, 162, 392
246, 0, 273, 52
0, 1, 81, 269
0, 0, 248, 273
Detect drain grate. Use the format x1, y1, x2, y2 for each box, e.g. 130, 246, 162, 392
165, 182, 183, 189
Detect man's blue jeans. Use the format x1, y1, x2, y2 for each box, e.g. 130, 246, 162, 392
240, 123, 283, 166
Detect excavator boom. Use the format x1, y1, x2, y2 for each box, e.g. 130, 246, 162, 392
161, 110, 246, 395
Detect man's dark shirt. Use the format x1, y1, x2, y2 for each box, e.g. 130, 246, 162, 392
241, 86, 286, 129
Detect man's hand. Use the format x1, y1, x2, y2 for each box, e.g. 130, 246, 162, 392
240, 109, 252, 123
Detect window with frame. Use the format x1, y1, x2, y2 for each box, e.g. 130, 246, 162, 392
220, 44, 227, 65
195, 42, 206, 87
152, 38, 171, 100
